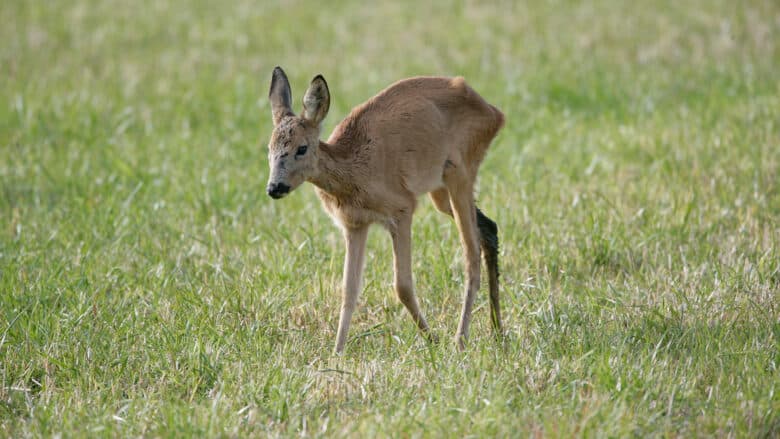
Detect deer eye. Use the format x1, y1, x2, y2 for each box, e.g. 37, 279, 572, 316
296, 145, 308, 156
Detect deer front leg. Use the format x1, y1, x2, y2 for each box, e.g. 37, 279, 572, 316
334, 225, 369, 354
389, 214, 431, 336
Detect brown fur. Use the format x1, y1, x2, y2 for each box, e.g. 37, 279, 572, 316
266, 67, 504, 353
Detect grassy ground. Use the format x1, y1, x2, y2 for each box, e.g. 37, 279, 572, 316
2, 0, 779, 436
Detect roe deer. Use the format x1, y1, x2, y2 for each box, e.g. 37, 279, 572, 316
265, 67, 504, 353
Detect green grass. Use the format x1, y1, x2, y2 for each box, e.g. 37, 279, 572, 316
2, 0, 779, 436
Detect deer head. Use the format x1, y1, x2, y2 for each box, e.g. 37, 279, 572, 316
265, 67, 330, 199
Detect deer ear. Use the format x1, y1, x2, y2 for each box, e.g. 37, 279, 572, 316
302, 74, 330, 126
269, 66, 293, 126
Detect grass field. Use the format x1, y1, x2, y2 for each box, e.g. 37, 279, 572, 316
2, 0, 779, 436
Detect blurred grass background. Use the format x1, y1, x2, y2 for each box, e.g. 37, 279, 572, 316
2, 0, 779, 436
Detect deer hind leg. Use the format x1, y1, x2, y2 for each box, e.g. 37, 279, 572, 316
443, 168, 481, 350
429, 188, 453, 216
389, 213, 431, 337
476, 208, 502, 336
431, 188, 503, 339
334, 225, 369, 354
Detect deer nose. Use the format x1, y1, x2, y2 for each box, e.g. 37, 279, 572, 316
266, 182, 291, 199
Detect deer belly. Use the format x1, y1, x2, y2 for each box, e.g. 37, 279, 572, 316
398, 149, 449, 195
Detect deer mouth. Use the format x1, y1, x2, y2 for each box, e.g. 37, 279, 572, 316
266, 182, 291, 199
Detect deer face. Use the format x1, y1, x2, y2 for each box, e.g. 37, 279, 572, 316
266, 116, 319, 199
266, 67, 330, 200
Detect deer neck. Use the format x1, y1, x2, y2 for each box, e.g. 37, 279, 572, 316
309, 140, 360, 199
